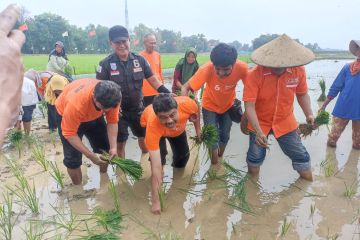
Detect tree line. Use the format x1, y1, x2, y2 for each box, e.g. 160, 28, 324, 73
17, 12, 322, 54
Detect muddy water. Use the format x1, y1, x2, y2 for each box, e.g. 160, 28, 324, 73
1, 59, 360, 239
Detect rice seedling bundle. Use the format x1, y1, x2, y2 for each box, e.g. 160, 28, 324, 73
299, 111, 330, 137
317, 79, 326, 102
191, 124, 219, 150
102, 154, 143, 181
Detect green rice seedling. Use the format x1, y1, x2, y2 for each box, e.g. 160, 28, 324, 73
31, 142, 48, 171
23, 222, 46, 240
82, 232, 119, 240
93, 208, 123, 233
279, 218, 291, 238
344, 181, 358, 199
108, 180, 121, 212
318, 79, 327, 102
310, 203, 316, 218
7, 128, 23, 157
6, 160, 40, 214
299, 111, 330, 137
7, 179, 40, 215
174, 89, 195, 100
0, 192, 17, 240
158, 184, 167, 212
188, 124, 219, 183
38, 101, 48, 118
102, 153, 143, 181
206, 168, 218, 181
49, 161, 65, 189
320, 158, 336, 177
46, 207, 80, 235
191, 124, 219, 150
222, 161, 255, 215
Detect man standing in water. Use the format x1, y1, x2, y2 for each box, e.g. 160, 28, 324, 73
140, 94, 200, 214
96, 25, 170, 158
243, 34, 315, 181
140, 33, 163, 107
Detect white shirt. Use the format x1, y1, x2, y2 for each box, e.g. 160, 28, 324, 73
22, 77, 39, 106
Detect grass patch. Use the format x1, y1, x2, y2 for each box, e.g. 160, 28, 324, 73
23, 54, 251, 75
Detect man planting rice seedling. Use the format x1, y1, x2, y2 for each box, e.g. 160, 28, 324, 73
55, 78, 121, 184
140, 93, 200, 214
243, 34, 315, 181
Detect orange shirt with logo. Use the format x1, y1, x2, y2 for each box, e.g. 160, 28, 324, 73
55, 78, 120, 139
188, 60, 248, 114
140, 96, 198, 151
243, 65, 308, 138
140, 50, 163, 97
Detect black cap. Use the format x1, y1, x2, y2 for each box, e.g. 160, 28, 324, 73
109, 25, 129, 42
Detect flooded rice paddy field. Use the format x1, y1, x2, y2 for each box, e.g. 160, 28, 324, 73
1, 59, 360, 239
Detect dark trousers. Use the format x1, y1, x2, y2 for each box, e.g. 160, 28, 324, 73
159, 131, 189, 168
48, 103, 58, 131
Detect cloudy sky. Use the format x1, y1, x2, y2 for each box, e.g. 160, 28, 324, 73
1, 0, 357, 49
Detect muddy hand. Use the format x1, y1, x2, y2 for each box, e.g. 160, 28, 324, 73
89, 153, 108, 166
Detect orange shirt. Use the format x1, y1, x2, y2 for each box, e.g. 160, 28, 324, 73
55, 78, 120, 139
36, 76, 50, 96
188, 60, 248, 114
140, 96, 198, 151
243, 65, 308, 138
140, 50, 163, 97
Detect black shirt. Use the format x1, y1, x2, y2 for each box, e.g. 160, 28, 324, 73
96, 52, 153, 112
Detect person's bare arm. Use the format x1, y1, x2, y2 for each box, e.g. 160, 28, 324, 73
67, 135, 108, 166
149, 150, 163, 214
245, 102, 268, 148
107, 123, 118, 156
147, 75, 164, 92
0, 4, 26, 146
296, 93, 314, 124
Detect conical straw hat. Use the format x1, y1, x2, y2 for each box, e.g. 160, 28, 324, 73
251, 34, 315, 68
349, 40, 360, 56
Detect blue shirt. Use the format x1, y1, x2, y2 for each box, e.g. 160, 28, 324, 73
328, 64, 360, 120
